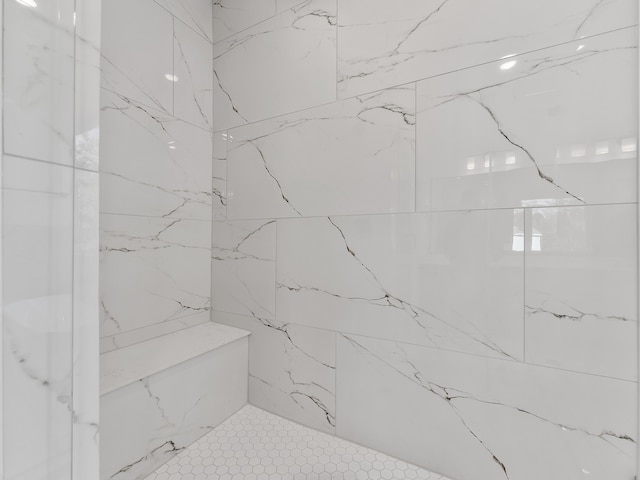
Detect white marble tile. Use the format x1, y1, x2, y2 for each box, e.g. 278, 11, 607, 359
73, 169, 100, 480
100, 335, 248, 480
100, 312, 210, 354
174, 19, 213, 130
4, 0, 75, 164
213, 132, 228, 220
416, 28, 638, 212
101, 0, 174, 114
213, 0, 276, 43
100, 322, 249, 394
213, 0, 337, 131
277, 210, 524, 360
75, 0, 102, 171
337, 334, 637, 480
214, 311, 336, 433
277, 0, 306, 13
100, 214, 212, 338
2, 157, 74, 479
226, 86, 415, 219
337, 0, 637, 98
212, 220, 276, 319
156, 0, 213, 43
525, 204, 637, 381
100, 90, 212, 220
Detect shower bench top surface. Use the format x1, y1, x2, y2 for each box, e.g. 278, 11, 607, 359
100, 321, 250, 395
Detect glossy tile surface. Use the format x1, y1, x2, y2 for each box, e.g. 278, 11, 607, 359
213, 0, 337, 131
226, 86, 415, 219
212, 220, 276, 319
101, 336, 248, 480
214, 312, 336, 434
155, 0, 213, 42
212, 131, 228, 220
213, 0, 276, 43
4, 0, 75, 164
100, 90, 212, 220
144, 405, 450, 480
337, 0, 636, 98
174, 20, 213, 129
337, 334, 637, 480
3, 157, 74, 480
100, 214, 211, 338
101, 322, 249, 394
524, 204, 637, 380
102, 0, 174, 114
277, 210, 523, 360
416, 28, 638, 212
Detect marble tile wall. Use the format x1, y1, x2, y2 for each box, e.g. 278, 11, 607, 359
2, 0, 101, 478
212, 1, 639, 479
100, 0, 214, 351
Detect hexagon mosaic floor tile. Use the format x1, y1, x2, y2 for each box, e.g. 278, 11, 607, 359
144, 405, 451, 480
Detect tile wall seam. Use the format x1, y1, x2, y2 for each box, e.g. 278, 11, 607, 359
334, 328, 640, 385
212, 0, 309, 48
99, 86, 213, 133
100, 312, 211, 340
151, 0, 213, 44
215, 202, 640, 224
212, 24, 639, 135
98, 211, 215, 223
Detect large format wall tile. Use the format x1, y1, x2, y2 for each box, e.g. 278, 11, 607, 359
336, 334, 637, 480
155, 0, 213, 43
3, 157, 74, 479
415, 28, 637, 212
4, 0, 75, 164
337, 0, 636, 98
226, 86, 415, 219
214, 311, 336, 434
525, 204, 637, 380
102, 0, 174, 114
213, 0, 337, 131
174, 20, 213, 130
277, 210, 523, 360
100, 214, 211, 338
100, 90, 212, 220
213, 0, 276, 43
212, 220, 276, 319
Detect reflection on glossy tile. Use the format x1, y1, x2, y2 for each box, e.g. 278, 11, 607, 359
100, 90, 212, 220
213, 0, 276, 43
212, 220, 276, 319
416, 28, 637, 211
525, 204, 637, 380
100, 214, 211, 338
214, 311, 336, 433
75, 0, 102, 172
337, 334, 637, 480
213, 0, 337, 130
3, 157, 74, 479
102, 0, 173, 114
277, 210, 524, 360
226, 86, 415, 219
338, 0, 636, 98
174, 20, 213, 129
155, 0, 213, 42
4, 0, 75, 164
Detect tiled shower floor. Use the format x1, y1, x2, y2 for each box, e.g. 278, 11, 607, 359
144, 405, 451, 480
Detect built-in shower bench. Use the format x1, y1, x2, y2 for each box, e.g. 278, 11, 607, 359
100, 322, 250, 480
